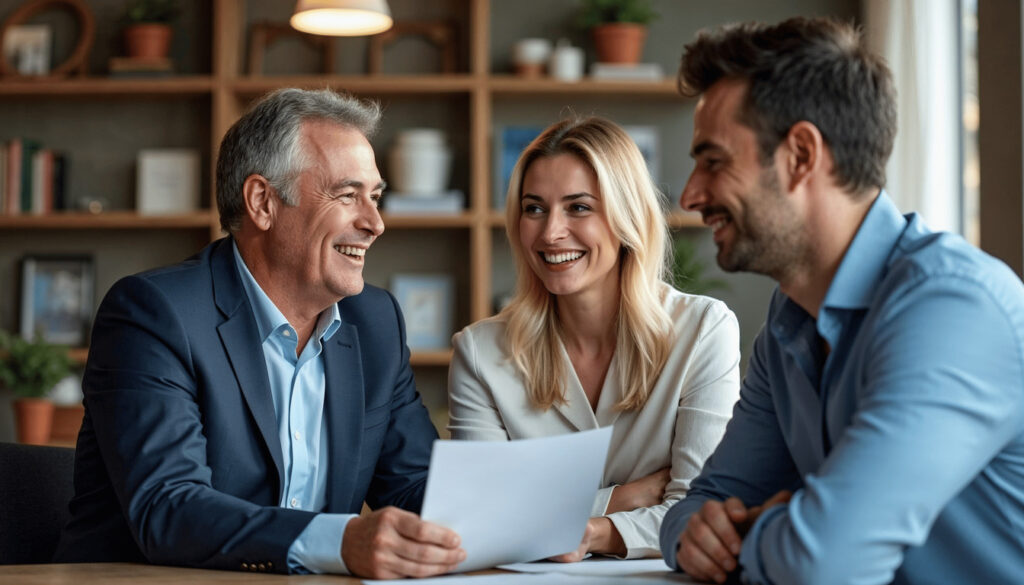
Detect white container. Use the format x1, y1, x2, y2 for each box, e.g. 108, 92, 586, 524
513, 38, 552, 66
388, 129, 452, 196
549, 39, 584, 82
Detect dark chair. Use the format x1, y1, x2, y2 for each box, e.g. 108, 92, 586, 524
0, 442, 75, 564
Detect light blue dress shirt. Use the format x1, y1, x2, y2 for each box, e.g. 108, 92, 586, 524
660, 192, 1024, 585
232, 243, 356, 574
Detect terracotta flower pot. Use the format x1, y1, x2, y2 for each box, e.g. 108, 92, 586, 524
13, 398, 55, 445
592, 23, 647, 64
124, 23, 172, 59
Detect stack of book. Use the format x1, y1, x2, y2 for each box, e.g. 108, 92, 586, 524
589, 62, 664, 81
1, 138, 68, 215
108, 57, 174, 78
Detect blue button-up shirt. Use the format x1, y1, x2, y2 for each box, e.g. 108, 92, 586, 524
660, 192, 1024, 585
233, 242, 355, 574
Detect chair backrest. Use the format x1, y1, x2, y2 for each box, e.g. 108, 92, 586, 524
0, 442, 75, 564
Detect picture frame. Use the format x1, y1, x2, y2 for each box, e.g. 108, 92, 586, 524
1, 24, 51, 75
136, 148, 201, 215
622, 125, 660, 184
20, 255, 94, 346
391, 274, 455, 351
493, 125, 543, 210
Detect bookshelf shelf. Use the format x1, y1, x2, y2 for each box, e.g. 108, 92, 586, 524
0, 211, 216, 229
0, 76, 215, 97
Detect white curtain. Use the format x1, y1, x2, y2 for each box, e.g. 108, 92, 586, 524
864, 0, 962, 234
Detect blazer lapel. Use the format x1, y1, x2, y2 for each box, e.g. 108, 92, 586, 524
210, 238, 285, 489
594, 357, 622, 428
323, 323, 365, 511
553, 340, 600, 432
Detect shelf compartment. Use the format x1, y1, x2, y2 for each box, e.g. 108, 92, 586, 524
231, 75, 477, 97
0, 77, 216, 97
0, 211, 215, 229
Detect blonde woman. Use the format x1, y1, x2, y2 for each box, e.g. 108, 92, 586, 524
447, 117, 741, 560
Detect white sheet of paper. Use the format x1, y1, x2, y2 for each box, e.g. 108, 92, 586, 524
420, 427, 614, 572
364, 572, 694, 585
365, 572, 691, 585
499, 557, 672, 576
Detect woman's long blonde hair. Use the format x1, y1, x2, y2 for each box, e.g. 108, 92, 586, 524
502, 117, 673, 411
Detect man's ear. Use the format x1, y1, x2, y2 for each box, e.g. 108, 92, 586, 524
243, 174, 276, 231
781, 121, 825, 190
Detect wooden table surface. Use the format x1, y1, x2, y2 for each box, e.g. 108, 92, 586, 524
0, 563, 495, 584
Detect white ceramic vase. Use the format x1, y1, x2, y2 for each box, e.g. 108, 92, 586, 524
389, 129, 452, 197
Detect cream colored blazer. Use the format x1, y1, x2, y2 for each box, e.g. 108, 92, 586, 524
448, 287, 741, 558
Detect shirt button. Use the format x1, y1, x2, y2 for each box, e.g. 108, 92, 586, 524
293, 430, 301, 441
282, 330, 291, 337
290, 498, 298, 508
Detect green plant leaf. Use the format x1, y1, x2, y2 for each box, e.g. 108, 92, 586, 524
670, 237, 729, 296
0, 330, 73, 398
123, 0, 180, 24
578, 0, 659, 27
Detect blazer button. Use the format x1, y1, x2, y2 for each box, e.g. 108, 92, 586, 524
241, 563, 249, 570
267, 561, 274, 569
258, 563, 266, 571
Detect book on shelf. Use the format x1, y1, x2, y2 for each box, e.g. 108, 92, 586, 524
1, 138, 68, 215
589, 62, 665, 81
383, 190, 465, 214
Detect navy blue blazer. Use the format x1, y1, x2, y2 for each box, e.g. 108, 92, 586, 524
54, 237, 438, 572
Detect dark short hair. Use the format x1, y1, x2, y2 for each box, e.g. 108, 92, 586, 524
678, 17, 896, 195
215, 88, 381, 233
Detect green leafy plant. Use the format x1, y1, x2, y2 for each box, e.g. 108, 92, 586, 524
670, 237, 729, 296
123, 0, 180, 24
0, 330, 72, 399
579, 0, 659, 27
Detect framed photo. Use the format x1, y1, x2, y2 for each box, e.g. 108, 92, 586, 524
493, 126, 543, 210
391, 274, 455, 351
2, 24, 51, 76
622, 125, 660, 184
136, 149, 201, 215
20, 255, 94, 346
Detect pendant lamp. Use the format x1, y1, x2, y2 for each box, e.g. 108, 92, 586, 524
291, 0, 393, 36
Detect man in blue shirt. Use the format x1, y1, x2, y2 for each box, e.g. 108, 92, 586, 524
55, 88, 464, 579
660, 17, 1024, 585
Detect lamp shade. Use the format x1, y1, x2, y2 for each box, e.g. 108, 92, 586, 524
291, 0, 393, 36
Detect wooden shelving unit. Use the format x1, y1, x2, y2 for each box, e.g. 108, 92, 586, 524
1, 0, 695, 367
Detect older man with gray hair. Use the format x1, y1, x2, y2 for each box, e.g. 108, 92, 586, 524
54, 88, 464, 579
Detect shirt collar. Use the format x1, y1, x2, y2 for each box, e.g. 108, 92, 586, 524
821, 190, 908, 311
231, 240, 341, 344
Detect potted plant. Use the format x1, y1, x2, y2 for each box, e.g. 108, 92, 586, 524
579, 0, 658, 64
0, 330, 72, 445
671, 237, 728, 296
121, 0, 180, 60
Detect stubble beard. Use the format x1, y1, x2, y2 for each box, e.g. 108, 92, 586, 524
716, 166, 807, 282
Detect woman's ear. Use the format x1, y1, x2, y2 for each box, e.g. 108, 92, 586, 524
242, 174, 276, 232
781, 121, 825, 191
